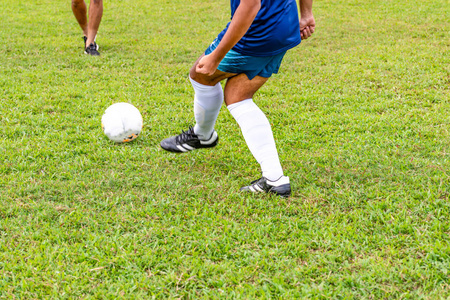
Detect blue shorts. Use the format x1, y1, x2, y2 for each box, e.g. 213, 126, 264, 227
204, 38, 287, 80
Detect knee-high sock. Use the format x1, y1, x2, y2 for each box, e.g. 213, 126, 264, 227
189, 76, 224, 139
228, 99, 284, 181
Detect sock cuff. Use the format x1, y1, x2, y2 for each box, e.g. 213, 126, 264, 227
189, 76, 221, 92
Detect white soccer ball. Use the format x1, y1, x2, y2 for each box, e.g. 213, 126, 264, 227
101, 102, 143, 143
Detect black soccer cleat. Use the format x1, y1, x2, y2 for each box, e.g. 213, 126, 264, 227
240, 176, 291, 197
83, 36, 99, 51
160, 126, 218, 153
85, 43, 100, 56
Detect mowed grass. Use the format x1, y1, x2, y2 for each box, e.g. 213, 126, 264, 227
1, 0, 449, 298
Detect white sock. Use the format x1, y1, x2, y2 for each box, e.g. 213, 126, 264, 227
228, 99, 284, 181
189, 76, 224, 139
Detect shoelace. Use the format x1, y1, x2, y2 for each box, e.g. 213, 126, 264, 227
175, 127, 198, 144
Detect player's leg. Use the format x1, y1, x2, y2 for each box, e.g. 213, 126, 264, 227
86, 0, 103, 47
71, 0, 88, 36
225, 74, 291, 197
161, 36, 244, 152
188, 55, 236, 139
160, 56, 235, 153
223, 73, 267, 105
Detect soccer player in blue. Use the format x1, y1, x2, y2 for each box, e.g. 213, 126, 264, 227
160, 0, 315, 197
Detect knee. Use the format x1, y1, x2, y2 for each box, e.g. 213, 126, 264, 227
189, 66, 197, 81
91, 0, 102, 5
189, 68, 213, 86
190, 66, 228, 86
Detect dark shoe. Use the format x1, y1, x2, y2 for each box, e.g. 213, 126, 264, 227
85, 43, 100, 56
83, 36, 99, 50
240, 176, 291, 197
160, 127, 218, 153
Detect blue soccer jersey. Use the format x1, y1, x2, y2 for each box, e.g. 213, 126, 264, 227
216, 0, 301, 57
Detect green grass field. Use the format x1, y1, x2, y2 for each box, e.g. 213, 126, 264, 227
1, 0, 449, 298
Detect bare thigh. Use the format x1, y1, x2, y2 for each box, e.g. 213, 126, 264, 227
224, 74, 268, 106
189, 54, 269, 105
